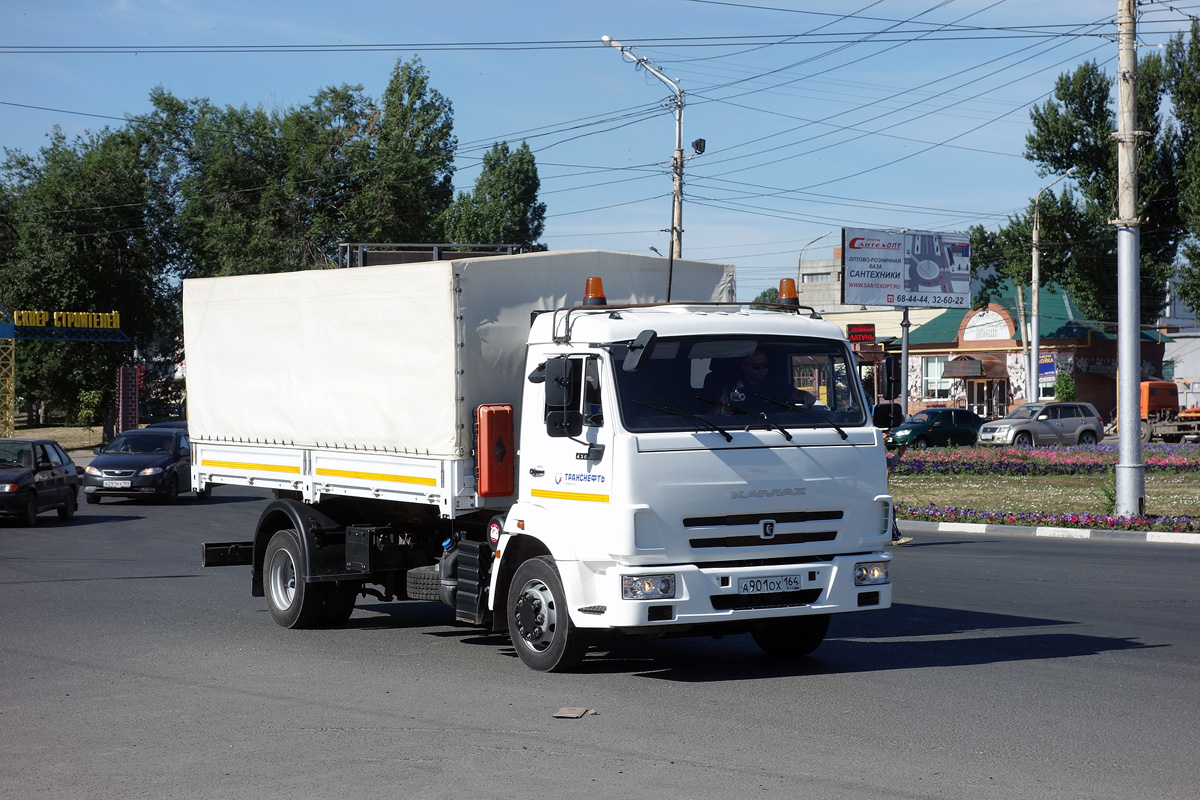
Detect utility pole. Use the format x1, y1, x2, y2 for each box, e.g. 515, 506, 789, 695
1030, 167, 1077, 399
1113, 0, 1145, 517
602, 36, 686, 259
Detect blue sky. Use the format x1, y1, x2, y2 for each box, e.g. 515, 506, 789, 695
2, 1, 1194, 299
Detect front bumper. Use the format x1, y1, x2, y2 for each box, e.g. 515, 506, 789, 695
565, 552, 892, 630
83, 475, 171, 498
976, 428, 1013, 445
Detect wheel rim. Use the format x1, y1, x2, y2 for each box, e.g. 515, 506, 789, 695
267, 547, 298, 611
513, 577, 557, 653
1081, 432, 1096, 445
914, 438, 927, 450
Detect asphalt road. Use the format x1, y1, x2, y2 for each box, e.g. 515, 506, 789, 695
2, 486, 1198, 800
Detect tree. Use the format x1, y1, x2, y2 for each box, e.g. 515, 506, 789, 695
137, 56, 458, 278
1166, 21, 1200, 314
974, 57, 1182, 326
0, 127, 167, 421
444, 142, 546, 249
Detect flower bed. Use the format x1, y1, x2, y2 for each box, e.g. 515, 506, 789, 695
897, 502, 1199, 533
891, 443, 1200, 476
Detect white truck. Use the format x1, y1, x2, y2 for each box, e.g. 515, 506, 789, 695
188, 249, 895, 671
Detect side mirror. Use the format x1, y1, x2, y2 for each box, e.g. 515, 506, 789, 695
546, 410, 583, 438
878, 355, 900, 400
543, 357, 571, 408
873, 403, 904, 429
93, 446, 103, 455
1036, 413, 1049, 421
622, 330, 658, 372
37, 461, 53, 471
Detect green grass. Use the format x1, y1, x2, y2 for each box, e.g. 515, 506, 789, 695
892, 471, 1200, 519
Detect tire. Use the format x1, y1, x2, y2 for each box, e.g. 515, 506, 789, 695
320, 581, 360, 627
751, 614, 831, 657
508, 556, 587, 672
406, 564, 441, 601
86, 493, 101, 505
1140, 421, 1153, 444
160, 474, 179, 505
21, 495, 38, 527
1078, 430, 1098, 446
1014, 431, 1033, 447
912, 436, 929, 450
263, 529, 328, 629
58, 492, 77, 520
195, 484, 211, 501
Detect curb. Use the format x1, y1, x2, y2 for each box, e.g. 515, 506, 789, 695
899, 519, 1200, 546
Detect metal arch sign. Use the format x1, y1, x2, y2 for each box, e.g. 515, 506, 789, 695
8, 309, 129, 342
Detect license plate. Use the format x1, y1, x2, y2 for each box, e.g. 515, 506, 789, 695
738, 575, 802, 595
980, 433, 993, 440
103, 480, 131, 488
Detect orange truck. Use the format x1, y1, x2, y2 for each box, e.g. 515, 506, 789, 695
1137, 381, 1200, 443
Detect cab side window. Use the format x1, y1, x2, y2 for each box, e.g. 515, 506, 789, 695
542, 356, 603, 428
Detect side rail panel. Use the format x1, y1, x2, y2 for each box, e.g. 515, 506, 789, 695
193, 441, 490, 517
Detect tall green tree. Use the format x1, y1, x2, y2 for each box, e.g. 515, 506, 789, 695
443, 141, 546, 249
974, 56, 1182, 326
138, 56, 458, 277
0, 127, 167, 420
1166, 21, 1200, 314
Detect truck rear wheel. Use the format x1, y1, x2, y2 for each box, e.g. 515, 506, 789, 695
751, 614, 830, 657
264, 528, 328, 629
508, 556, 587, 672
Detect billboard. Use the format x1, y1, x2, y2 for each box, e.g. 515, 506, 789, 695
842, 228, 971, 308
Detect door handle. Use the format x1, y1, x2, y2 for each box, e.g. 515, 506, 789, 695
529, 468, 545, 477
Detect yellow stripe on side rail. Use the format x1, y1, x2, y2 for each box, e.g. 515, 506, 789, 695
201, 459, 301, 474
315, 467, 437, 487
531, 488, 610, 503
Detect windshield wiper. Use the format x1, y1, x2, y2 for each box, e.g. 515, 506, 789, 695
693, 395, 792, 442
754, 394, 849, 440
632, 400, 732, 442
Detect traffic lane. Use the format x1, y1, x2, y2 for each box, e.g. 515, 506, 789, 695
3, 494, 1199, 799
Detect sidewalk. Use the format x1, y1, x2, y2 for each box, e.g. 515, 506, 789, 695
898, 519, 1200, 546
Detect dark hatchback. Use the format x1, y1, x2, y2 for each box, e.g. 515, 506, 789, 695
83, 428, 203, 504
0, 438, 81, 525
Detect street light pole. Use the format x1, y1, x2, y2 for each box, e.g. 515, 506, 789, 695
1030, 166, 1076, 401
602, 35, 685, 259
795, 231, 832, 288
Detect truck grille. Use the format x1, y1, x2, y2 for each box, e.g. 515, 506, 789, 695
690, 531, 837, 548
684, 510, 843, 528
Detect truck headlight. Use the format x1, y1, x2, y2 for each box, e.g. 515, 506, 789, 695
622, 574, 676, 600
854, 562, 889, 585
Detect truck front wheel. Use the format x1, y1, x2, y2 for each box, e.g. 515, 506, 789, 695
264, 529, 327, 629
751, 614, 830, 657
507, 556, 587, 672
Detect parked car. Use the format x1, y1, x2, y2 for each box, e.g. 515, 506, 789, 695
83, 428, 205, 504
885, 407, 984, 449
977, 402, 1104, 447
0, 438, 81, 525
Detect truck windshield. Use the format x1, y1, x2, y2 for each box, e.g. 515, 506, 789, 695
612, 335, 866, 434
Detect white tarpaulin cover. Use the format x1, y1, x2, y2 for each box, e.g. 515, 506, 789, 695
183, 250, 735, 459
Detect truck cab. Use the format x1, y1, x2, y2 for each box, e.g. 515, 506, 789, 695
496, 300, 893, 669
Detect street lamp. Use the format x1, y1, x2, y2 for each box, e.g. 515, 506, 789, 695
602, 35, 687, 260
796, 231, 832, 288
1030, 166, 1077, 400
